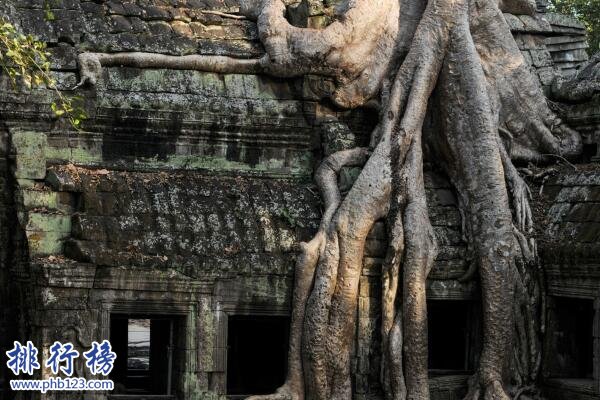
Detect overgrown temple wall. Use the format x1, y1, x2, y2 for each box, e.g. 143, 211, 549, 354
0, 1, 599, 400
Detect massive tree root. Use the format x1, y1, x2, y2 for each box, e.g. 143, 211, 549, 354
248, 1, 579, 399
76, 0, 583, 398
242, 0, 580, 399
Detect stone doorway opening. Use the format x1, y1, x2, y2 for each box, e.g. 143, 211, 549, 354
109, 314, 180, 397
546, 297, 594, 380
226, 315, 290, 397
427, 300, 476, 376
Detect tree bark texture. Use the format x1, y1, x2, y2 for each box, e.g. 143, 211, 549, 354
76, 0, 585, 398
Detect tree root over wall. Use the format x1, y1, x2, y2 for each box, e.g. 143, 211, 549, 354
78, 0, 583, 399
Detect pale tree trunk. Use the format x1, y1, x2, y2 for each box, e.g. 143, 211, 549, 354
75, 0, 584, 398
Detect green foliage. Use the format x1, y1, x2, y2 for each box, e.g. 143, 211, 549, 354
549, 0, 600, 54
44, 0, 58, 21
0, 20, 86, 129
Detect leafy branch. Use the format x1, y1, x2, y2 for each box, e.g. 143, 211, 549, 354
0, 20, 86, 129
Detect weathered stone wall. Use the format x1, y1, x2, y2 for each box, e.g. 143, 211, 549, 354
535, 167, 600, 400
507, 12, 589, 90
544, 13, 590, 76
540, 169, 600, 293
0, 121, 9, 392
10, 137, 474, 398
562, 97, 600, 162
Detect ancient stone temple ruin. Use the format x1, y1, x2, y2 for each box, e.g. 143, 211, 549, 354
0, 0, 598, 399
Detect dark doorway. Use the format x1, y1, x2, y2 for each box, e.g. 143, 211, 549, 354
110, 314, 177, 395
547, 297, 594, 379
226, 315, 290, 396
427, 300, 473, 374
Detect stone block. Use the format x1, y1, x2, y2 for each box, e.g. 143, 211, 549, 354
321, 120, 359, 155
170, 7, 191, 22
514, 33, 540, 50
106, 1, 127, 15
436, 245, 467, 261
518, 15, 551, 33
530, 49, 553, 67
21, 190, 60, 210
45, 169, 78, 192
26, 212, 71, 233
145, 5, 172, 20
81, 191, 105, 215
545, 12, 586, 30
574, 222, 600, 242
11, 131, 47, 180
566, 203, 600, 223
71, 214, 107, 241
172, 20, 193, 36
434, 226, 463, 246
557, 171, 600, 186
16, 178, 36, 188
148, 20, 173, 36
537, 66, 557, 86
504, 13, 525, 31
18, 0, 44, 8
521, 50, 533, 65
47, 43, 77, 70
53, 72, 78, 90
123, 2, 144, 17
81, 2, 103, 14
556, 186, 591, 203
109, 15, 133, 33
26, 230, 66, 256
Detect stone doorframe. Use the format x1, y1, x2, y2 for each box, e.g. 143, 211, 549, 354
543, 288, 600, 396
212, 299, 290, 396
100, 299, 199, 399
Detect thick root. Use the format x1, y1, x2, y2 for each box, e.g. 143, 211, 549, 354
319, 144, 392, 399
464, 380, 511, 400
250, 0, 554, 398
257, 147, 371, 400
246, 384, 301, 400
383, 311, 407, 400
256, 0, 400, 107
400, 138, 439, 400
78, 1, 579, 400
315, 147, 371, 229
379, 0, 466, 394
484, 381, 511, 400
434, 11, 516, 400
500, 142, 533, 233
381, 219, 405, 400
75, 52, 267, 87
468, 0, 582, 162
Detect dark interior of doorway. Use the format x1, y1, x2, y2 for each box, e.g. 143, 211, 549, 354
110, 314, 177, 395
227, 315, 290, 396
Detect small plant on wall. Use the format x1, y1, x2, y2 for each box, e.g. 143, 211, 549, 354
0, 19, 86, 129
